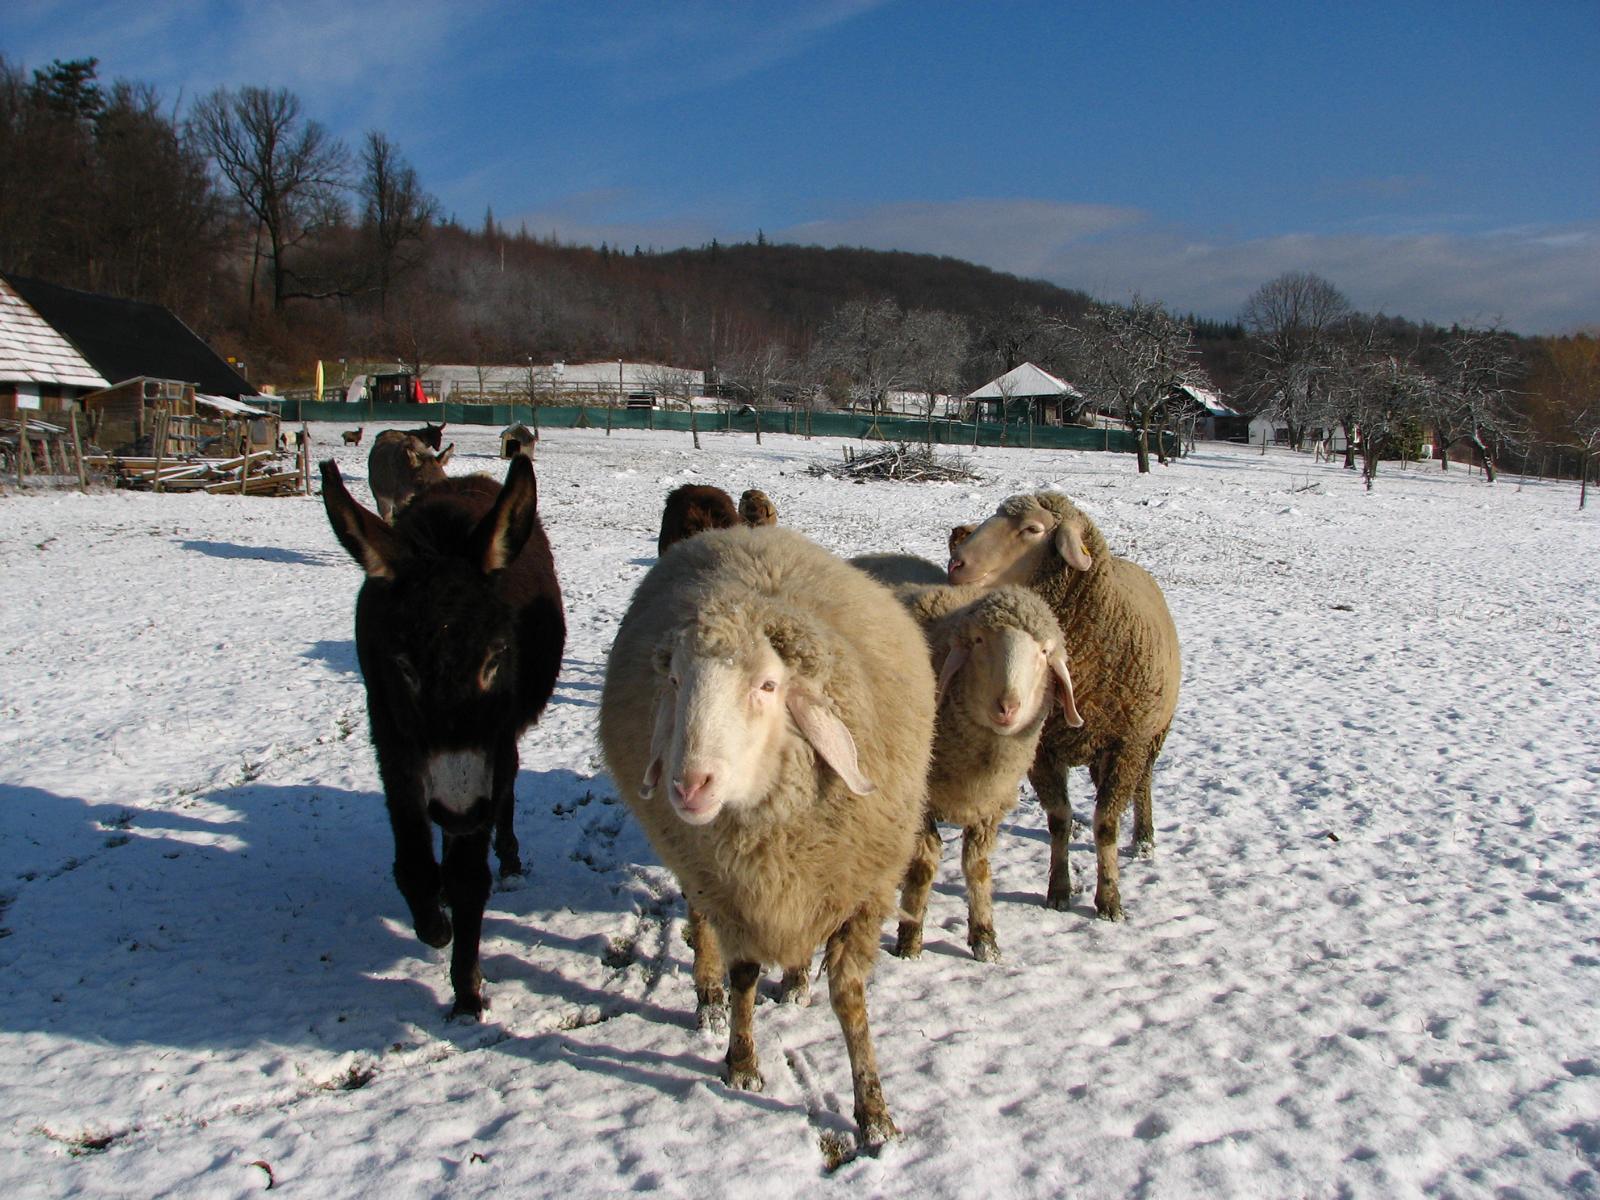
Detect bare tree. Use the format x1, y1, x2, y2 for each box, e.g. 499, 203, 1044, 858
190, 85, 348, 313
1341, 351, 1434, 491
901, 309, 969, 444
1528, 333, 1600, 508
1069, 298, 1207, 473
360, 130, 436, 314
1434, 327, 1524, 482
974, 303, 1059, 374
1240, 271, 1351, 452
813, 298, 912, 428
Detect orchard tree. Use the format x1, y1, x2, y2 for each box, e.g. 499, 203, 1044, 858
1240, 271, 1351, 451
1528, 333, 1600, 508
900, 309, 970, 444
1069, 297, 1207, 473
813, 297, 911, 423
1434, 326, 1524, 482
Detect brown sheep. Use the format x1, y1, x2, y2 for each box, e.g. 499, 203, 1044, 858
657, 484, 740, 556
949, 492, 1180, 922
738, 488, 778, 527
341, 427, 364, 446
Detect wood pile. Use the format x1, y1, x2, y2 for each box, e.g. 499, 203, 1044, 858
808, 441, 982, 484
83, 448, 309, 495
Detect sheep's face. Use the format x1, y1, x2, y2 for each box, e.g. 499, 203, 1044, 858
642, 620, 875, 826
948, 502, 1093, 587
941, 624, 1054, 736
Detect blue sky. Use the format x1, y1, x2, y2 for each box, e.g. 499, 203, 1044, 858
6, 0, 1598, 333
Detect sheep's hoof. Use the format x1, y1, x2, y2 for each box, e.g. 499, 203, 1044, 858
1134, 839, 1155, 861
857, 1110, 903, 1149
727, 1064, 765, 1093
969, 933, 1002, 963
415, 909, 453, 948
1095, 895, 1125, 922
893, 923, 924, 959
1042, 890, 1073, 912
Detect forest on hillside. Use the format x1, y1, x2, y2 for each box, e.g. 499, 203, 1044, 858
2, 56, 1596, 485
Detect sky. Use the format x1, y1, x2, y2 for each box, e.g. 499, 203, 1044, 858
5, 0, 1598, 334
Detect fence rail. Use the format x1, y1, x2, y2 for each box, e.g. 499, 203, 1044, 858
259, 398, 1177, 455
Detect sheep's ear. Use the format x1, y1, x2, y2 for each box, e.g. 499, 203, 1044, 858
1048, 649, 1085, 727
788, 689, 875, 795
640, 683, 677, 799
1054, 517, 1093, 571
934, 642, 968, 709
472, 454, 539, 573
948, 523, 975, 557
438, 444, 455, 466
321, 460, 406, 579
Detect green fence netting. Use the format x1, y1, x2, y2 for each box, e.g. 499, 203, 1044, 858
261, 399, 1175, 455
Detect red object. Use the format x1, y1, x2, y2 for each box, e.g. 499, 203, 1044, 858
413, 378, 428, 404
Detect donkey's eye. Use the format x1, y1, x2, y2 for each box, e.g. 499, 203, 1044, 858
669, 675, 680, 689
478, 645, 507, 691
395, 656, 421, 694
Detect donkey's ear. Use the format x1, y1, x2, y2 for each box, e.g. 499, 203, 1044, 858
321, 460, 407, 578
472, 454, 539, 573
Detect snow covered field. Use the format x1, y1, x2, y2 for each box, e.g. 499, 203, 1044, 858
2, 424, 1597, 1198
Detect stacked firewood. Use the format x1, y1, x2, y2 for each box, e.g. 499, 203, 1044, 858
808, 441, 982, 483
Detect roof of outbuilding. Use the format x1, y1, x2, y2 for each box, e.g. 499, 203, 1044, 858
966, 361, 1083, 401
0, 277, 109, 390
2, 273, 253, 398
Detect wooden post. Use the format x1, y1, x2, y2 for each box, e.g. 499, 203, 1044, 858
17, 411, 29, 485
69, 408, 88, 492
153, 410, 168, 492
239, 421, 253, 495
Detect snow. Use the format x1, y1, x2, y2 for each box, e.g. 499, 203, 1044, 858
2, 426, 1597, 1197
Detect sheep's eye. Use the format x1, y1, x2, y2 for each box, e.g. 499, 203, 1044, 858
972, 634, 984, 645
759, 680, 778, 693
1023, 525, 1044, 536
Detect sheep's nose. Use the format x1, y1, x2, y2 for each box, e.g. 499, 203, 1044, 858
675, 770, 713, 807
994, 696, 1020, 726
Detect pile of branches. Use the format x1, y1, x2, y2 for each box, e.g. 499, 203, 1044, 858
809, 442, 982, 483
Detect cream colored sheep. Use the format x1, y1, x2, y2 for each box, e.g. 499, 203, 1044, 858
891, 583, 1082, 962
949, 492, 1180, 921
599, 526, 935, 1147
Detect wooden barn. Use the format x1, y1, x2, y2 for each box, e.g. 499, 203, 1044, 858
0, 276, 109, 419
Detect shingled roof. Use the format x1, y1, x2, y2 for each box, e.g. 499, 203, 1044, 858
0, 277, 109, 391
2, 274, 252, 399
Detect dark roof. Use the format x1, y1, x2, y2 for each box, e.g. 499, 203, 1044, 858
2, 273, 253, 399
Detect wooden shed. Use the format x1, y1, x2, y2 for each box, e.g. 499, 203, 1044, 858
83, 377, 278, 456
500, 422, 539, 459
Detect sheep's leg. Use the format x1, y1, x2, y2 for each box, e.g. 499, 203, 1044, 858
1131, 749, 1156, 860
491, 735, 523, 878
777, 962, 811, 1005
1092, 751, 1137, 922
893, 811, 942, 958
724, 960, 764, 1092
440, 828, 493, 1018
962, 816, 1002, 962
826, 907, 900, 1147
688, 908, 727, 1031
1029, 749, 1076, 909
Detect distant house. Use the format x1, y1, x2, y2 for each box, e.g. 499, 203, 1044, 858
0, 276, 109, 419
1, 273, 254, 404
965, 362, 1086, 425
1171, 384, 1247, 442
